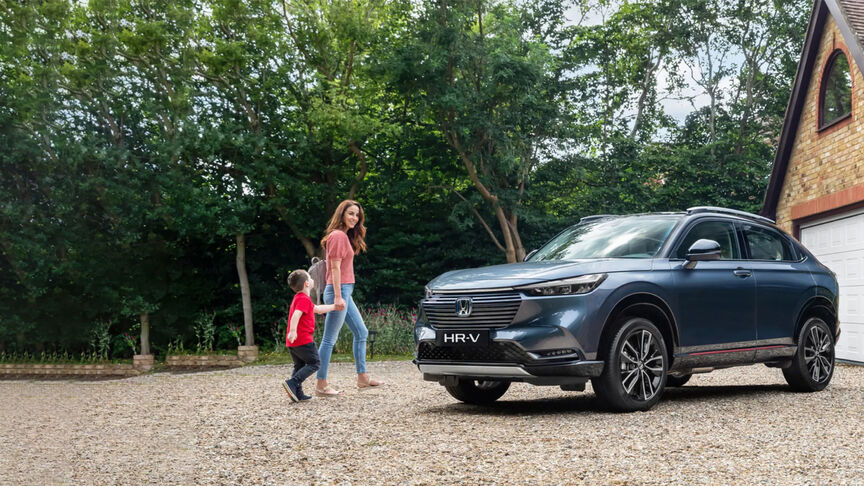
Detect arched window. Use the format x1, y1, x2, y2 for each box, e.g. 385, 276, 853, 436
819, 50, 853, 129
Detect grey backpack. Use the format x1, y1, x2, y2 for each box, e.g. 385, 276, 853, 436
308, 257, 327, 305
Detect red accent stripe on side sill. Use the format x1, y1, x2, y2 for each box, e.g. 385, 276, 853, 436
689, 345, 787, 356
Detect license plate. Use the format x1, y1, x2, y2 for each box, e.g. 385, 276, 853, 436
436, 330, 489, 347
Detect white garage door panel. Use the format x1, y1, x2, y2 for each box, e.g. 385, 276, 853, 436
801, 211, 864, 363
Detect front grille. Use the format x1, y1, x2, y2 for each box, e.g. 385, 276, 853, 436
417, 341, 529, 363
422, 292, 522, 328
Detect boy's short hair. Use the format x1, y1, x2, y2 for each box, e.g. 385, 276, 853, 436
287, 269, 309, 292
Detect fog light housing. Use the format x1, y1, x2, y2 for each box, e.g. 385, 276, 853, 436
537, 348, 578, 358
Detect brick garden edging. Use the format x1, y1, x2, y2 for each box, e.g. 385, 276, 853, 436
165, 354, 244, 368
0, 363, 140, 377
1, 346, 259, 377
166, 346, 258, 369
237, 345, 259, 363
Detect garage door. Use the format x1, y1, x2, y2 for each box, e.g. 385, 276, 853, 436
801, 210, 864, 363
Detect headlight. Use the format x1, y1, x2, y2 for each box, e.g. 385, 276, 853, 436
424, 286, 433, 299
518, 274, 607, 296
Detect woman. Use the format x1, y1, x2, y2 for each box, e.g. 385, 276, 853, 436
315, 199, 385, 396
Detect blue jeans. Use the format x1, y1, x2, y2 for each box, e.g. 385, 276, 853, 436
317, 284, 368, 379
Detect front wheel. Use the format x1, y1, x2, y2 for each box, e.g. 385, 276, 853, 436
592, 317, 668, 412
783, 317, 835, 392
445, 379, 510, 404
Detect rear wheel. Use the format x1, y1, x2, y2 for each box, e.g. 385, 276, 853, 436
592, 317, 668, 412
783, 317, 835, 392
666, 374, 692, 387
445, 379, 510, 404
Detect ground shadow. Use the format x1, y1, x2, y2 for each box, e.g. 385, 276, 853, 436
423, 393, 599, 416
661, 383, 791, 403
422, 383, 794, 416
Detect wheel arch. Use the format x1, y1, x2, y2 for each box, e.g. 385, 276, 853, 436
795, 295, 838, 340
598, 292, 679, 362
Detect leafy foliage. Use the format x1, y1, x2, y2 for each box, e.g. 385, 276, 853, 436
0, 0, 810, 354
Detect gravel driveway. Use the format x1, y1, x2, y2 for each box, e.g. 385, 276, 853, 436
2, 360, 863, 485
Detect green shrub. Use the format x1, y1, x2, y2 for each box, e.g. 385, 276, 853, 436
311, 304, 416, 357
193, 311, 216, 352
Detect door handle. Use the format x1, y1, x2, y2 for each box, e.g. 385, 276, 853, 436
733, 269, 752, 278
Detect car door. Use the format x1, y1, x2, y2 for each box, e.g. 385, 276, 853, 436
670, 219, 757, 360
740, 223, 813, 360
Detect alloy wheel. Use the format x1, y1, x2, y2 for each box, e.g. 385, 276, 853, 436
619, 329, 665, 401
804, 324, 834, 383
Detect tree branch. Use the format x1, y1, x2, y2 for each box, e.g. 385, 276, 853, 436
431, 185, 506, 253
347, 141, 368, 200
445, 129, 498, 204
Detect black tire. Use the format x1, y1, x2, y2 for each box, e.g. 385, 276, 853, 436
783, 317, 835, 392
592, 316, 668, 412
666, 374, 692, 387
444, 379, 510, 404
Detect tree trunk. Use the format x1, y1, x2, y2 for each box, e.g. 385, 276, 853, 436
139, 312, 151, 355
734, 61, 757, 155
630, 51, 662, 139
493, 207, 517, 263
235, 233, 255, 346
508, 212, 526, 262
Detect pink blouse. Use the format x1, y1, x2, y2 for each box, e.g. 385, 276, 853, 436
325, 230, 355, 285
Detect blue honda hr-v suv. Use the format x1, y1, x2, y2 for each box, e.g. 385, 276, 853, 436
414, 207, 840, 411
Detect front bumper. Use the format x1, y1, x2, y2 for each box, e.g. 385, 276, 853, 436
414, 356, 603, 386
414, 288, 607, 385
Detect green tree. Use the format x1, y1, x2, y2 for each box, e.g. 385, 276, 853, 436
389, 0, 568, 263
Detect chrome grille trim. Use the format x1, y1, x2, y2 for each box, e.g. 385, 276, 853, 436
429, 287, 515, 294
422, 292, 522, 328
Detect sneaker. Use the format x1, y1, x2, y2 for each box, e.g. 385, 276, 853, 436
282, 380, 299, 402
296, 383, 312, 401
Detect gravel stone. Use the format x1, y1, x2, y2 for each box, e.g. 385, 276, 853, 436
2, 361, 863, 485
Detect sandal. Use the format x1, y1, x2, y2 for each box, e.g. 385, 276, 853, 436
357, 377, 385, 389
315, 386, 343, 397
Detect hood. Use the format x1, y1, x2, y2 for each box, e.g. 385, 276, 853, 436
427, 259, 655, 291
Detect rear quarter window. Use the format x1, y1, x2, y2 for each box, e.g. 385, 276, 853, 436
743, 225, 795, 261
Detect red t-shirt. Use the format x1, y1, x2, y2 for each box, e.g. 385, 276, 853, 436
325, 230, 355, 285
286, 292, 315, 347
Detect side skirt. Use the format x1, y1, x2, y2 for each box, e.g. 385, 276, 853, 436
671, 340, 796, 370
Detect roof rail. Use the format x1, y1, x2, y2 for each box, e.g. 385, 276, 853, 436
686, 206, 776, 224
580, 214, 618, 223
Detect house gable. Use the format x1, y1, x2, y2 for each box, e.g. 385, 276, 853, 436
761, 0, 864, 235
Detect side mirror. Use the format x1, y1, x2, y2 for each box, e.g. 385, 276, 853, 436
524, 249, 538, 262
685, 239, 721, 269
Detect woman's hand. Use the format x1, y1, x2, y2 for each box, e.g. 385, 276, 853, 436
335, 296, 346, 310
287, 330, 297, 343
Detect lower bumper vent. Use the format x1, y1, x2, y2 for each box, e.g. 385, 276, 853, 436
417, 341, 529, 363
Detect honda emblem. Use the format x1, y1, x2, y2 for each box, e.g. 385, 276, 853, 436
456, 297, 472, 317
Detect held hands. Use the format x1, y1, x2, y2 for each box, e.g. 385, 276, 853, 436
334, 297, 346, 311
287, 330, 297, 343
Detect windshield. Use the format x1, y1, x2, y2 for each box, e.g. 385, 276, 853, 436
529, 215, 682, 261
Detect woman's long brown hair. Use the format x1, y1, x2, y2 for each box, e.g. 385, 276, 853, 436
321, 199, 367, 254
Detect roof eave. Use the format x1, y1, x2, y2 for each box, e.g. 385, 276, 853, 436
762, 0, 864, 220
761, 0, 827, 219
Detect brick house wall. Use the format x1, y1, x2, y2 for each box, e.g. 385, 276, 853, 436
774, 16, 864, 236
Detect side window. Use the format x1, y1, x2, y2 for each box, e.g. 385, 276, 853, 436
676, 221, 740, 259
743, 225, 794, 261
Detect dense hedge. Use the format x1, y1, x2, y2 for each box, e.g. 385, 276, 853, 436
0, 0, 810, 356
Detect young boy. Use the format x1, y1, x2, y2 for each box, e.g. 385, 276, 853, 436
283, 269, 337, 402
